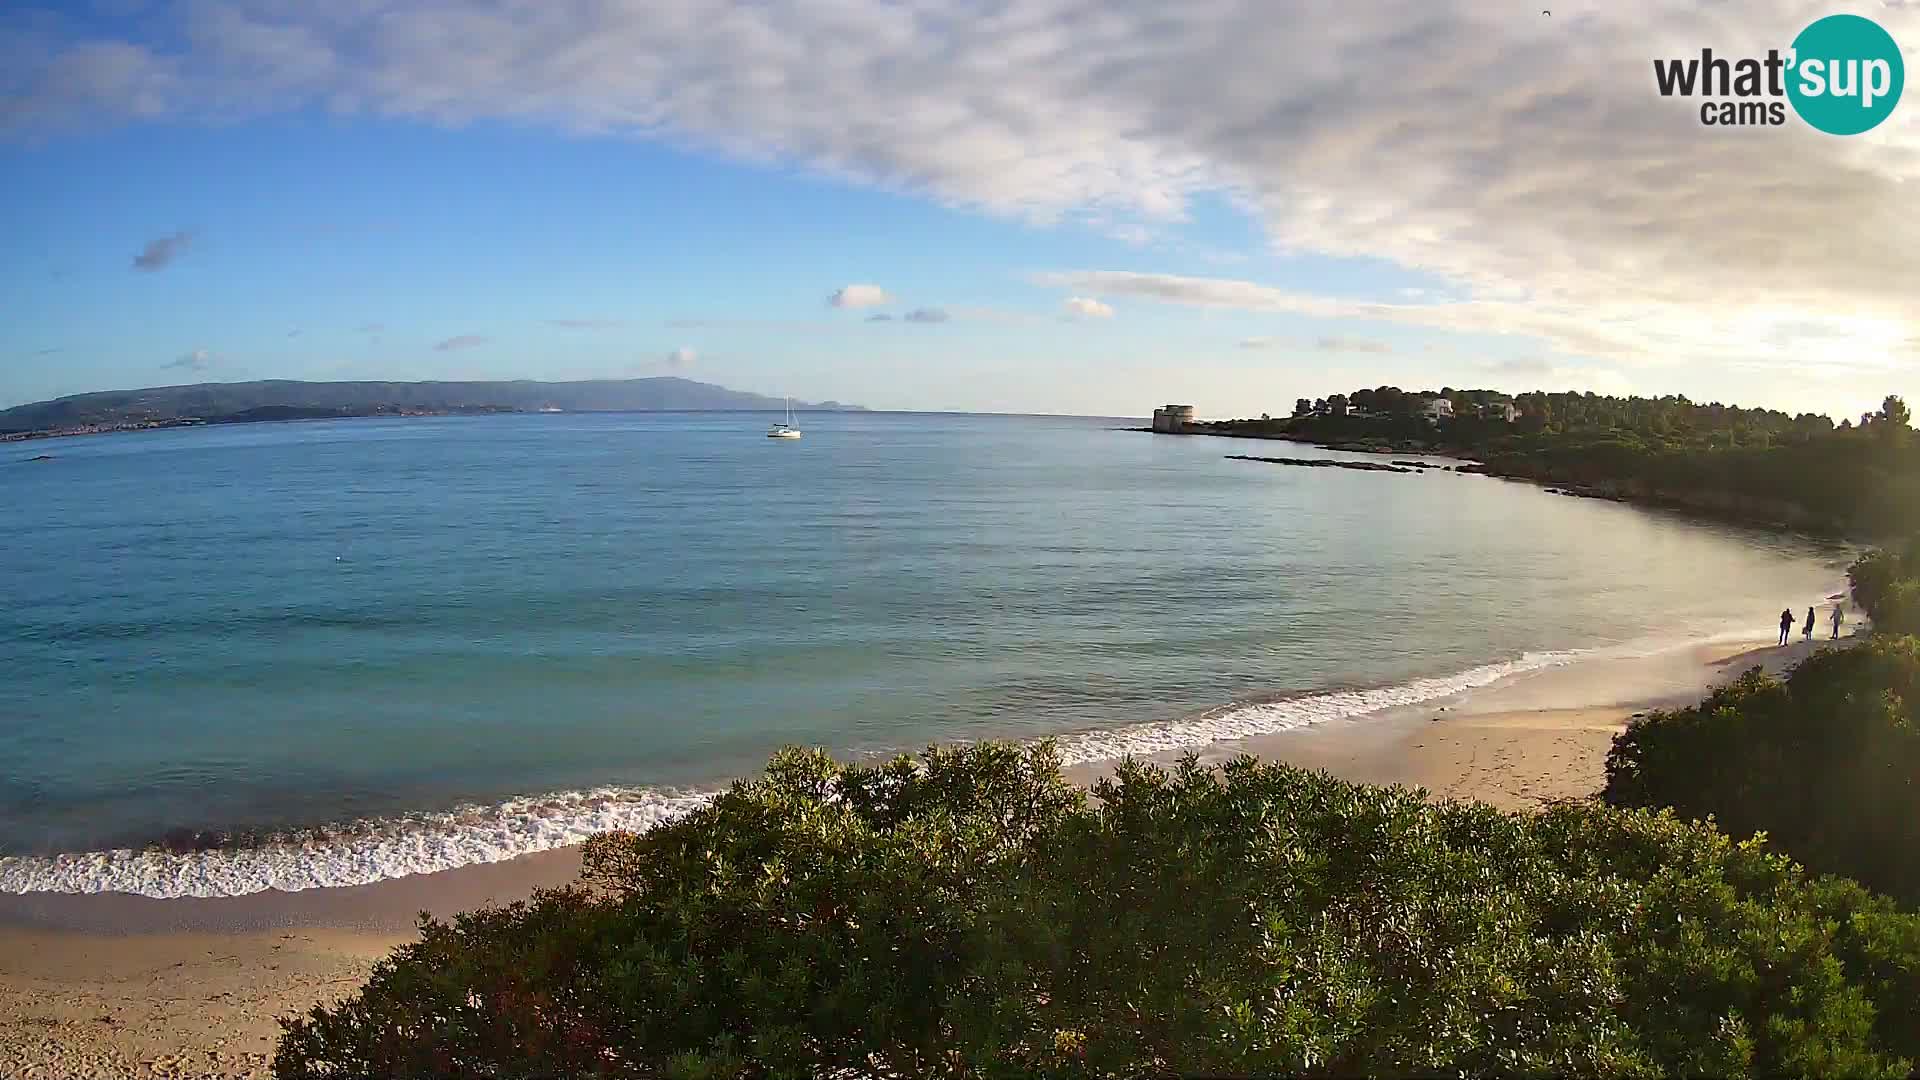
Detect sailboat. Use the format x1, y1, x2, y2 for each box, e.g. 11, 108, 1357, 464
767, 397, 802, 439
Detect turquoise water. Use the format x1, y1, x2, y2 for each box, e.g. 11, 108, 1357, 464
0, 412, 1848, 895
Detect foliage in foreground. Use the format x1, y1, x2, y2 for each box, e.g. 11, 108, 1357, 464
275, 742, 1920, 1078
1604, 636, 1920, 909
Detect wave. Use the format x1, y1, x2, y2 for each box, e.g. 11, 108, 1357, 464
1050, 648, 1582, 765
0, 629, 1767, 900
0, 786, 718, 900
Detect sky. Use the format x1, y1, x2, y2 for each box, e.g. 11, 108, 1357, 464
3, 0, 1918, 420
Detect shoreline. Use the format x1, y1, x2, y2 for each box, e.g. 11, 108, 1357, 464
0, 626, 1811, 905
1135, 426, 1868, 542
0, 631, 1855, 1076
0, 630, 1841, 928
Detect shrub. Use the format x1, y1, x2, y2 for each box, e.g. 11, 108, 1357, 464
1850, 537, 1920, 632
1874, 580, 1920, 637
277, 743, 1920, 1078
1850, 547, 1904, 618
1604, 636, 1920, 908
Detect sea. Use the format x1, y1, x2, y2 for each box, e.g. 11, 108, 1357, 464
0, 411, 1851, 897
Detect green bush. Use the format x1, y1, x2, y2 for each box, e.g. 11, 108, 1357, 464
1849, 540, 1920, 632
1875, 581, 1920, 636
1604, 636, 1920, 908
1849, 548, 1904, 617
277, 743, 1920, 1078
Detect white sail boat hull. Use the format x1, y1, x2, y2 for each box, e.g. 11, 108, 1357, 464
767, 396, 803, 438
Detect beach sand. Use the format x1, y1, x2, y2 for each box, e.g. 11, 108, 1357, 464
0, 632, 1851, 1077
1112, 634, 1838, 811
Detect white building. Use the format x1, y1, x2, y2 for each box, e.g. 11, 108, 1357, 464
1480, 402, 1518, 422
1419, 397, 1454, 421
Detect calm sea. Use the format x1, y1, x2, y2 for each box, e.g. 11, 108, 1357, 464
0, 411, 1849, 896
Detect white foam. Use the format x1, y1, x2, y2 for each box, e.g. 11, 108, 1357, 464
0, 786, 717, 900
0, 621, 1807, 900
1051, 649, 1582, 766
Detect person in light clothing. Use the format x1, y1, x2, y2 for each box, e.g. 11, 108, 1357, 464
1832, 603, 1846, 640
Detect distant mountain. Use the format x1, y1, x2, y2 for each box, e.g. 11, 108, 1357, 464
0, 378, 864, 433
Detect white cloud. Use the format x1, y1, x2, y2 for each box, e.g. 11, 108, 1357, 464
828, 284, 891, 309
666, 346, 696, 368
434, 334, 487, 351
902, 307, 949, 323
1316, 336, 1390, 355
1480, 359, 1637, 399
10, 1, 1920, 392
162, 347, 211, 371
1063, 296, 1114, 319
1035, 269, 1911, 377
1037, 271, 1346, 318
1234, 333, 1388, 354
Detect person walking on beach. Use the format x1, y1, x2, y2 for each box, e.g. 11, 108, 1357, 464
1832, 602, 1846, 640
1803, 606, 1816, 641
1779, 608, 1795, 646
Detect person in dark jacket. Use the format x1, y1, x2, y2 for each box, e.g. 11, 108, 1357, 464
1779, 608, 1795, 646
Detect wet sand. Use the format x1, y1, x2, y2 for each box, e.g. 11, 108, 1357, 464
0, 632, 1853, 1077
1091, 634, 1842, 811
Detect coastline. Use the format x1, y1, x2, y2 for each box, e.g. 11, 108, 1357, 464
1067, 634, 1836, 808
0, 630, 1852, 1076
1135, 425, 1867, 541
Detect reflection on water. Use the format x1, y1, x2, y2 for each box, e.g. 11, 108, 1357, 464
0, 412, 1848, 863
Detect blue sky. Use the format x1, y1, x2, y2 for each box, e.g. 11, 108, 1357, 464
4, 1, 1916, 419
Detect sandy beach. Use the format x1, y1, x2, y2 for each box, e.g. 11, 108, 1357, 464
0, 632, 1850, 1078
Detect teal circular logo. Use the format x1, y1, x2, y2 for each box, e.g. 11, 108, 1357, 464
1787, 14, 1903, 135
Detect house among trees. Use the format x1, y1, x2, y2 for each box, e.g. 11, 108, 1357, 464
1418, 395, 1454, 421
1478, 401, 1519, 422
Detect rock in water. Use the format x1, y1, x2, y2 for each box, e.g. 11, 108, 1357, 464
1225, 454, 1415, 474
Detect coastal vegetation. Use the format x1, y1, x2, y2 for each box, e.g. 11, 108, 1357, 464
1846, 539, 1920, 637
1201, 388, 1918, 536
276, 742, 1920, 1078
1605, 541, 1920, 908
1603, 637, 1920, 907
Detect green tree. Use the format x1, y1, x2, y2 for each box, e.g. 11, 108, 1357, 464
1605, 635, 1920, 907
279, 744, 1920, 1078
